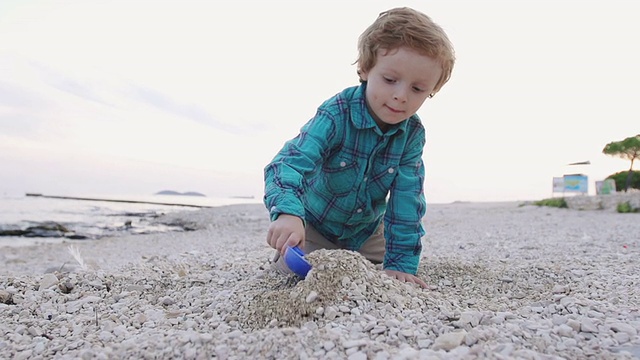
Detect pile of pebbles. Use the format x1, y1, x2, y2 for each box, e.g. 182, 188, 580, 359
0, 202, 638, 359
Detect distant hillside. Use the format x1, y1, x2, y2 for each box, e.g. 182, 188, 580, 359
155, 190, 206, 197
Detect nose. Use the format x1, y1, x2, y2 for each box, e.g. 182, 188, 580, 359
393, 88, 407, 102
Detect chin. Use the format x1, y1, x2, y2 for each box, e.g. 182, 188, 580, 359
384, 118, 406, 125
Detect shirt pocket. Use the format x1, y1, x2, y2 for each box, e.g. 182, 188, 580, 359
322, 155, 359, 196
368, 157, 398, 199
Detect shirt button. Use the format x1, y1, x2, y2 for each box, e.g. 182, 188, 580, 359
340, 161, 346, 167
388, 168, 395, 174
356, 208, 363, 213
363, 176, 368, 182
270, 206, 277, 212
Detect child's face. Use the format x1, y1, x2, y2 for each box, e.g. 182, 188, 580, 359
360, 47, 442, 129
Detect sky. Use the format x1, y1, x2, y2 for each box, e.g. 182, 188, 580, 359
1, 0, 638, 204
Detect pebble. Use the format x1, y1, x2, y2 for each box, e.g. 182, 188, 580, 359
433, 331, 467, 351
305, 291, 318, 303
611, 322, 638, 336
1, 202, 639, 359
38, 273, 59, 290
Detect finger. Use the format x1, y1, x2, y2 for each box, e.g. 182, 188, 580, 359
416, 279, 428, 288
284, 233, 303, 252
410, 276, 428, 288
275, 233, 290, 253
266, 227, 275, 247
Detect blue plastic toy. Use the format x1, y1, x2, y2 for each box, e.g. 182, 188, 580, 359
283, 245, 312, 278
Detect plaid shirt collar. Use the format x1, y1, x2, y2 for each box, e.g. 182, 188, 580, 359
349, 82, 409, 135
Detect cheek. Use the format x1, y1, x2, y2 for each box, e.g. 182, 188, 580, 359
368, 83, 387, 103
366, 85, 380, 105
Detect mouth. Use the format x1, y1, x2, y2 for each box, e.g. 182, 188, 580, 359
385, 104, 403, 113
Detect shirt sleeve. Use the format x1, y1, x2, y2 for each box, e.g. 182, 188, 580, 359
382, 127, 427, 275
263, 108, 337, 221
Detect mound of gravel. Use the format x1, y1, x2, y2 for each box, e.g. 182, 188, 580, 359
0, 202, 638, 359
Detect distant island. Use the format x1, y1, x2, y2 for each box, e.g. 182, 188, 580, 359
155, 190, 206, 197
230, 195, 256, 199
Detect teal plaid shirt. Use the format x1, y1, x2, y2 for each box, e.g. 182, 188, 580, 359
263, 83, 426, 274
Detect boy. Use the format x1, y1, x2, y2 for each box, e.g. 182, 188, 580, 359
264, 7, 455, 288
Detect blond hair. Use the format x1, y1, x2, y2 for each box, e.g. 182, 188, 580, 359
356, 7, 455, 97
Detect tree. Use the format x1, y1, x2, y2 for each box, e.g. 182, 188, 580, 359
602, 134, 640, 192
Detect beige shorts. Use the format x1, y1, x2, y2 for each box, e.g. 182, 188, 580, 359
302, 222, 385, 264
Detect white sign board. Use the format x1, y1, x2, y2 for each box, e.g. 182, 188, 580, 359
552, 177, 565, 193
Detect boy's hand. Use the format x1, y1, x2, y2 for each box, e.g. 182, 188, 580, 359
266, 214, 305, 255
384, 269, 428, 288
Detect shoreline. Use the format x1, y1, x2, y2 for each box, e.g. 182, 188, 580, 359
0, 201, 639, 359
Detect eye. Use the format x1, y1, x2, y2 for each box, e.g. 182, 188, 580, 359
412, 86, 425, 93
383, 76, 396, 83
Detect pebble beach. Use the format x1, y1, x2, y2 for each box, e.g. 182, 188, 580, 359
1, 200, 639, 359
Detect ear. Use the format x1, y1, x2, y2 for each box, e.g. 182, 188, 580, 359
358, 68, 369, 82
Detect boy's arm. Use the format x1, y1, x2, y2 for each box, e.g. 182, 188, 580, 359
383, 129, 427, 276
263, 109, 337, 221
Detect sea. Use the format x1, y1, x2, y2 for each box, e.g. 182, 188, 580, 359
0, 193, 262, 247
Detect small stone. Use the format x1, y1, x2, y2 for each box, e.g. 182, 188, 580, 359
33, 342, 45, 355
465, 298, 477, 305
200, 333, 213, 343
303, 321, 318, 331
28, 326, 43, 337
610, 322, 637, 336
580, 318, 598, 333
160, 297, 175, 306
614, 332, 630, 344
343, 339, 367, 349
58, 326, 69, 337
563, 338, 577, 348
126, 285, 145, 292
98, 331, 113, 342
58, 281, 74, 294
397, 348, 419, 358
347, 351, 367, 360
552, 285, 566, 294
433, 331, 467, 351
39, 273, 59, 290
566, 319, 581, 332
552, 315, 567, 326
325, 307, 339, 320
305, 291, 318, 303
556, 324, 574, 337
323, 341, 335, 351
0, 290, 12, 304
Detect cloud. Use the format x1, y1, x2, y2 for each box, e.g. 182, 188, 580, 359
0, 80, 49, 110
32, 62, 113, 107
0, 79, 50, 138
128, 85, 265, 135
0, 112, 48, 139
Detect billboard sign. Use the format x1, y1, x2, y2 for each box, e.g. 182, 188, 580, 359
563, 174, 588, 193
552, 177, 565, 193
595, 179, 616, 195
